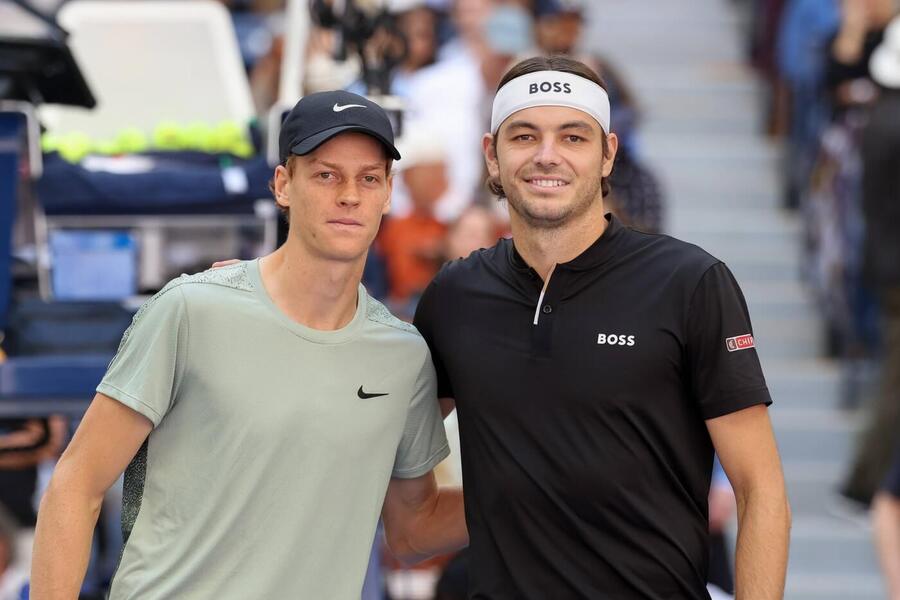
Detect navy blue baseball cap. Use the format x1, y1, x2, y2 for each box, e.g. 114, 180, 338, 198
278, 90, 401, 163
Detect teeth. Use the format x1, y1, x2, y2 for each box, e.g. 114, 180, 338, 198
531, 179, 565, 188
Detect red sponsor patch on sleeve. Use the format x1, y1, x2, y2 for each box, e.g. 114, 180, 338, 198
725, 334, 755, 352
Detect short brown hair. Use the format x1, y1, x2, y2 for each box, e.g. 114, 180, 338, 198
487, 55, 612, 199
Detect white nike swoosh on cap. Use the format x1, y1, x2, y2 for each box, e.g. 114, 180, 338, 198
333, 103, 367, 112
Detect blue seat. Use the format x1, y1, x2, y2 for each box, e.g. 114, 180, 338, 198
0, 354, 112, 397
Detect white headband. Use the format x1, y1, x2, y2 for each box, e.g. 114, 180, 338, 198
490, 71, 611, 134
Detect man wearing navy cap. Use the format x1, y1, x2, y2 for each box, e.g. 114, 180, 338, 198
31, 90, 467, 600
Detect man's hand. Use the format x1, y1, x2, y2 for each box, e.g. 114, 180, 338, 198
211, 259, 241, 269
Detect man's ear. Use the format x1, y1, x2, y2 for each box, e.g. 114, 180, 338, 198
273, 164, 291, 210
382, 171, 393, 216
601, 132, 619, 178
482, 133, 500, 179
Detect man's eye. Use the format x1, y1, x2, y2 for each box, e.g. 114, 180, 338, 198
566, 135, 584, 143
514, 134, 534, 142
363, 175, 379, 183
318, 172, 334, 180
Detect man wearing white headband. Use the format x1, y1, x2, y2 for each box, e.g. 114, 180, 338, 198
414, 56, 790, 599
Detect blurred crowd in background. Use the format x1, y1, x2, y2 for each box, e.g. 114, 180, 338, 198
747, 0, 900, 530
0, 0, 899, 598
749, 1, 900, 597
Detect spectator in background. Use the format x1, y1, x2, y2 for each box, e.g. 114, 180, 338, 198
534, 0, 583, 55
379, 129, 450, 316
403, 0, 535, 219
445, 204, 502, 262
776, 0, 841, 209
804, 0, 896, 400
826, 0, 897, 108
0, 506, 27, 600
347, 0, 441, 98
874, 444, 900, 600
0, 417, 65, 599
840, 16, 900, 508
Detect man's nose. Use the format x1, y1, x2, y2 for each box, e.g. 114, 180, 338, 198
337, 180, 362, 208
532, 139, 562, 167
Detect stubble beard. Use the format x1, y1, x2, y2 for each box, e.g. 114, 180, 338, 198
504, 170, 604, 230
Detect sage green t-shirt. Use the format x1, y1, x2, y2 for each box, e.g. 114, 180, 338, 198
97, 260, 449, 599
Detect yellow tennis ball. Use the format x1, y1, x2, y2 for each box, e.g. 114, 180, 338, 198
231, 140, 255, 158
41, 133, 61, 153
211, 121, 246, 152
153, 121, 187, 151
94, 140, 118, 155
58, 132, 93, 162
184, 122, 215, 152
116, 128, 149, 154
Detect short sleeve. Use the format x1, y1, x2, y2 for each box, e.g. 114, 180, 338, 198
686, 263, 772, 420
413, 277, 455, 399
96, 282, 189, 427
392, 348, 450, 479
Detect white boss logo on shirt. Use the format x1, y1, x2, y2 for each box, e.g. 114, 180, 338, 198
597, 333, 636, 347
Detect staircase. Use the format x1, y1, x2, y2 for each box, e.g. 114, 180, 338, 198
585, 1, 885, 598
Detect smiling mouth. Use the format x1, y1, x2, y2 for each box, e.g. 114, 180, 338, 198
525, 177, 570, 189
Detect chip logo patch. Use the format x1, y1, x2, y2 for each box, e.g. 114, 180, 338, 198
726, 334, 755, 352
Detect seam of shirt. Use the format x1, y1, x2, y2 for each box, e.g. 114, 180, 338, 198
702, 385, 772, 420
711, 384, 771, 402
392, 442, 450, 477
97, 382, 163, 423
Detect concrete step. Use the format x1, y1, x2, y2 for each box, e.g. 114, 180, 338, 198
644, 115, 760, 137
775, 428, 853, 464
668, 207, 798, 232
764, 360, 843, 409
742, 280, 817, 319
785, 470, 862, 520
654, 163, 782, 206
587, 0, 882, 592
643, 133, 780, 164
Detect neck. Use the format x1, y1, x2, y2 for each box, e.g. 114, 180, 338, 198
259, 237, 365, 331
510, 202, 608, 278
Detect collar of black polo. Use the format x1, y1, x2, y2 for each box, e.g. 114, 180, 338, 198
507, 213, 625, 274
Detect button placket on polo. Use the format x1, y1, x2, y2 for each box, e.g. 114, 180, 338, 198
530, 271, 563, 358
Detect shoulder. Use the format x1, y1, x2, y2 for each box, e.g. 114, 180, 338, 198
621, 227, 722, 279
134, 262, 255, 319
431, 240, 508, 290
169, 261, 255, 296
365, 294, 427, 345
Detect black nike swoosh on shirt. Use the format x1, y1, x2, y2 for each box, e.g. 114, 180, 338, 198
358, 386, 389, 399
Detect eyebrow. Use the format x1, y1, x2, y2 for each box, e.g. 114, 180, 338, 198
310, 159, 386, 172
504, 120, 595, 134
504, 120, 539, 132
557, 121, 595, 133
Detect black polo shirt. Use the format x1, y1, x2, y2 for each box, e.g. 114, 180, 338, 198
414, 214, 772, 600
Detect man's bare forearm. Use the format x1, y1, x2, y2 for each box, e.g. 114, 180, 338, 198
733, 487, 791, 600
402, 487, 468, 563
31, 482, 103, 599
